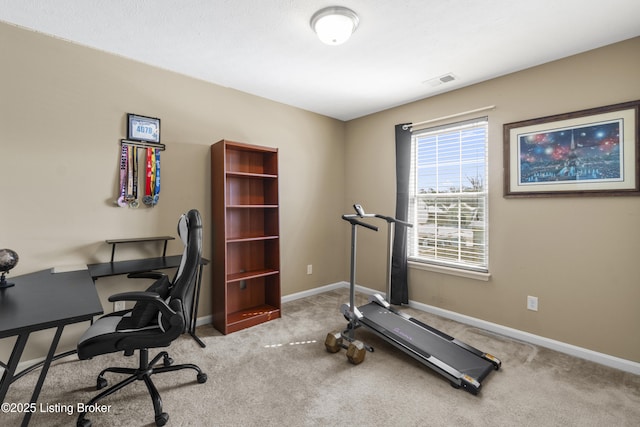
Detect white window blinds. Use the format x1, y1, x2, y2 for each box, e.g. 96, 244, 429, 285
408, 117, 488, 272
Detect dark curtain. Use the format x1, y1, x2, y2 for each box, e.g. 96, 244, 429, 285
390, 123, 412, 305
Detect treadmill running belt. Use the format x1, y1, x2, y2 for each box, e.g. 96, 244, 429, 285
358, 302, 493, 380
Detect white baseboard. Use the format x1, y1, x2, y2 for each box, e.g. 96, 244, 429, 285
195, 315, 212, 327
8, 283, 639, 377
281, 282, 347, 303
406, 299, 640, 375
281, 281, 640, 375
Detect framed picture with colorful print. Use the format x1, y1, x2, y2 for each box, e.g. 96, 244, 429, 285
504, 100, 640, 197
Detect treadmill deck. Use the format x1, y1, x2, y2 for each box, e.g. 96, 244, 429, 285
358, 302, 495, 381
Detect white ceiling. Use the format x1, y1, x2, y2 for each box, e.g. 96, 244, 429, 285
1, 0, 639, 121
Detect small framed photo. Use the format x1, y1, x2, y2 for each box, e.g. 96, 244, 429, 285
504, 100, 640, 197
127, 114, 161, 143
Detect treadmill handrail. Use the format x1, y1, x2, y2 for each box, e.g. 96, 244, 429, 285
374, 213, 413, 228
352, 204, 413, 228
341, 214, 379, 232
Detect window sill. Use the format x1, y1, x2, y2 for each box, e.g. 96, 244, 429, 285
408, 260, 491, 282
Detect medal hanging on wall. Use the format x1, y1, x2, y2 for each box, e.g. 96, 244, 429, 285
116, 145, 129, 207
153, 148, 160, 205
129, 147, 139, 208
143, 147, 154, 206
126, 145, 135, 206
142, 148, 161, 206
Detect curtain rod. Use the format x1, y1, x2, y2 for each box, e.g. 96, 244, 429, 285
402, 105, 496, 130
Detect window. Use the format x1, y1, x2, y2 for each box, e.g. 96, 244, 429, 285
408, 117, 488, 272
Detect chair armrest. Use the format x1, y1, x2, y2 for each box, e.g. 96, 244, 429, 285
127, 271, 167, 280
107, 291, 185, 353
108, 291, 177, 318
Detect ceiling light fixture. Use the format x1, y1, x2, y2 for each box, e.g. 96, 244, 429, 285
310, 6, 359, 46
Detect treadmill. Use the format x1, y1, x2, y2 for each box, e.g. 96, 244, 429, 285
335, 204, 501, 394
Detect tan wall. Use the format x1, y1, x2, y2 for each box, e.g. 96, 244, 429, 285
0, 22, 347, 360
344, 37, 640, 362
2, 20, 639, 365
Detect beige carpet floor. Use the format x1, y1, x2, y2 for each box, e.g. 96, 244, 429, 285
4, 288, 639, 426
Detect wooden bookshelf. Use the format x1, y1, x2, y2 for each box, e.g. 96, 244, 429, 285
211, 140, 281, 334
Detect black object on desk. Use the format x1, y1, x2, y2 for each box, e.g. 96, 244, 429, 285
105, 236, 174, 263
0, 268, 103, 425
87, 242, 209, 348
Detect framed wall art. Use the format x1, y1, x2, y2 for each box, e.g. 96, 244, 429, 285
504, 100, 639, 197
127, 113, 161, 143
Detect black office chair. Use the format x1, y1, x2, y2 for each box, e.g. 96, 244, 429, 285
76, 209, 207, 427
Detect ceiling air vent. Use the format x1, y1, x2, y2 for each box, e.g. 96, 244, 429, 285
423, 73, 457, 87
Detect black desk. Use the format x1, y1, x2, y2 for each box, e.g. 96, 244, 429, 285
0, 269, 103, 425
87, 255, 209, 347
87, 255, 185, 278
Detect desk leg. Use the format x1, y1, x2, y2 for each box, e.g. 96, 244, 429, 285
20, 325, 64, 426
189, 263, 206, 348
0, 333, 30, 403
189, 331, 206, 348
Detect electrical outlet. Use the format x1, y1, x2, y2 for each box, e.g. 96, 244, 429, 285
527, 296, 538, 311
114, 301, 126, 312
307, 264, 313, 275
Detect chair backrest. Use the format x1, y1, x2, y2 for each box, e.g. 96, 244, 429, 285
168, 209, 203, 333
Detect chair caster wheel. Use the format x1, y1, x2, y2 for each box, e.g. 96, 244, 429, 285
163, 356, 173, 367
96, 376, 108, 390
155, 412, 169, 426
197, 373, 208, 383
77, 418, 91, 427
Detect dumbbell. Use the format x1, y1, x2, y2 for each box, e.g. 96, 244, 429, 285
325, 330, 367, 364
346, 340, 366, 365
324, 330, 343, 353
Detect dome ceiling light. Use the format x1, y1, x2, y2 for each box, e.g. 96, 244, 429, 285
310, 6, 359, 46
